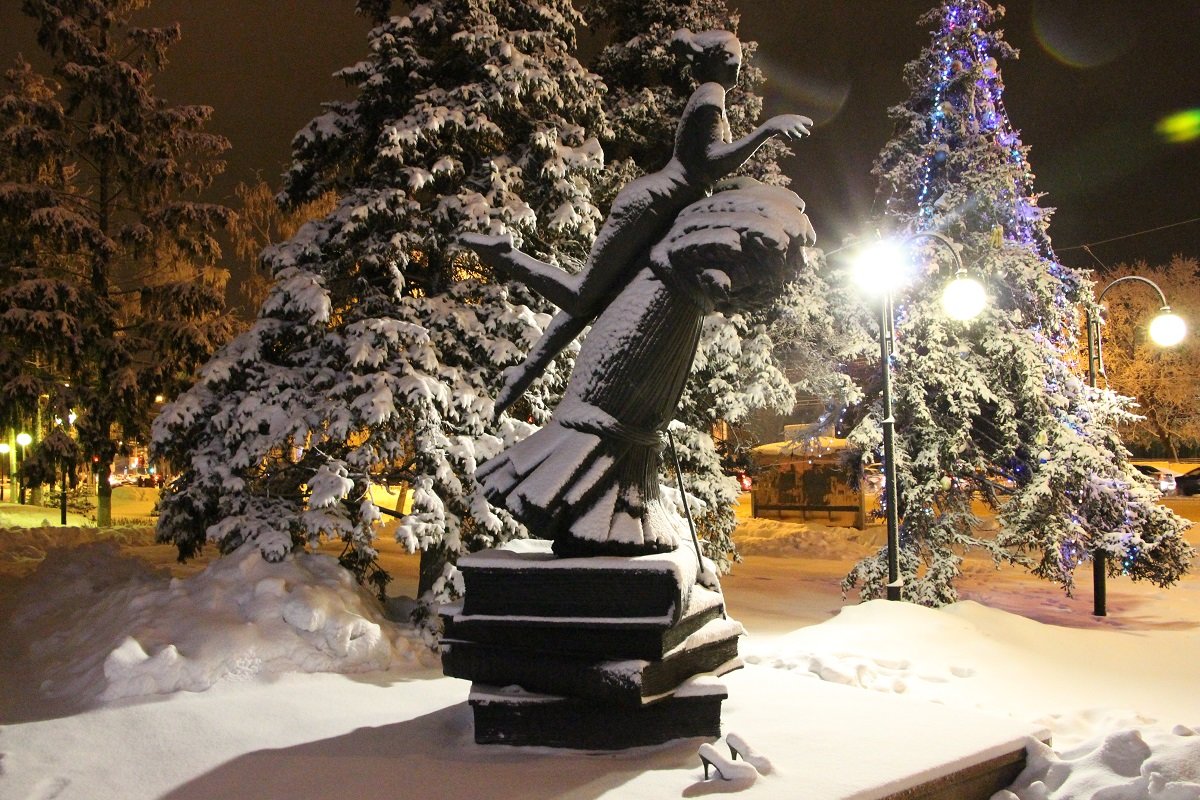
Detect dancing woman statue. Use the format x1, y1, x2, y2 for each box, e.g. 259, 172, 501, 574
464, 29, 812, 415
461, 31, 817, 558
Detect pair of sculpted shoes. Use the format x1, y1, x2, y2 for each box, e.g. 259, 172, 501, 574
698, 732, 773, 781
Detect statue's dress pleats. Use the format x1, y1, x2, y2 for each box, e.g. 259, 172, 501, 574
477, 266, 705, 556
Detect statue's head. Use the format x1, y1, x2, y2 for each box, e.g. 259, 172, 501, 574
672, 29, 742, 89
651, 180, 814, 316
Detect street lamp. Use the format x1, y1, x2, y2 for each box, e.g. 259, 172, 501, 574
853, 231, 985, 601
16, 431, 32, 505
1086, 275, 1186, 617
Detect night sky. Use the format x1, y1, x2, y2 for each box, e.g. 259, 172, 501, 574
2, 1, 1197, 276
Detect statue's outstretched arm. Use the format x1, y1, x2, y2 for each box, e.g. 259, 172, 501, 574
493, 310, 589, 418
706, 113, 813, 179
460, 232, 585, 315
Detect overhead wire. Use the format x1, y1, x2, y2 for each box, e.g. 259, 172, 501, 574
1057, 215, 1200, 254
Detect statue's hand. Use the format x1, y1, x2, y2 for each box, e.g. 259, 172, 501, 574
766, 114, 813, 139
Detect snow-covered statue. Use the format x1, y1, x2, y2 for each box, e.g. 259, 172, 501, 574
463, 30, 815, 558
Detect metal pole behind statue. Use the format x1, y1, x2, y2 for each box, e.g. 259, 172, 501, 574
665, 427, 705, 573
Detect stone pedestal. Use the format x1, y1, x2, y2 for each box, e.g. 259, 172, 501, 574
441, 540, 741, 749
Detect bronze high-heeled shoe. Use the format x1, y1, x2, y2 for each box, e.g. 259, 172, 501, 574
698, 742, 726, 780
726, 732, 773, 774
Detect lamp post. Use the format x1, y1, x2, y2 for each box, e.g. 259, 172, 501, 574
0, 442, 9, 502
16, 432, 32, 505
853, 231, 985, 601
1085, 275, 1186, 617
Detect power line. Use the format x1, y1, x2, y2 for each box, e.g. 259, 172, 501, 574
1058, 215, 1200, 253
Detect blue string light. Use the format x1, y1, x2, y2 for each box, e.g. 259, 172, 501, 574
912, 1, 1060, 263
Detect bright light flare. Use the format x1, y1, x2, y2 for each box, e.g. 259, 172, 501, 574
16, 433, 32, 447
941, 273, 987, 321
1149, 310, 1186, 347
1155, 109, 1200, 144
851, 240, 911, 295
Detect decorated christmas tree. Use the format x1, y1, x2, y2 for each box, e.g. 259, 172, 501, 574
846, 0, 1191, 604
584, 0, 869, 569
152, 0, 608, 624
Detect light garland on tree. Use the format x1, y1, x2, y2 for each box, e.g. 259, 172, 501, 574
914, 2, 1057, 259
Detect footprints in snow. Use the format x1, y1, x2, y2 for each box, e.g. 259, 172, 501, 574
745, 651, 975, 693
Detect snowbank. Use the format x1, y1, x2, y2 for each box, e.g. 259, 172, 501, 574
0, 524, 156, 573
0, 505, 94, 532
3, 542, 433, 711
744, 599, 1200, 750
998, 727, 1200, 800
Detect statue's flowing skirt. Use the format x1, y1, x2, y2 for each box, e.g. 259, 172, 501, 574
477, 266, 704, 556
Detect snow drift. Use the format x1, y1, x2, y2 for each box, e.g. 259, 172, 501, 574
4, 541, 432, 708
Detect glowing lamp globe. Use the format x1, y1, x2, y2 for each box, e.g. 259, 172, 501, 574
941, 273, 986, 321
1148, 310, 1186, 347
851, 240, 910, 295
16, 433, 32, 447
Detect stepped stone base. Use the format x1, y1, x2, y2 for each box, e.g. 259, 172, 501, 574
443, 617, 742, 705
448, 541, 737, 749
440, 583, 727, 661
468, 678, 728, 749
456, 539, 700, 623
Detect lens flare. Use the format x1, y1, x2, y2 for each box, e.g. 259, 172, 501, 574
1032, 0, 1134, 68
1155, 110, 1200, 144
754, 53, 850, 124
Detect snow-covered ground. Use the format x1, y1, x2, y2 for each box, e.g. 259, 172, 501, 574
1, 500, 1198, 799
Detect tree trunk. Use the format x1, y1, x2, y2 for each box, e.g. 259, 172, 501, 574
61, 466, 68, 525
1147, 408, 1180, 463
417, 542, 451, 602
31, 401, 44, 506
97, 462, 112, 527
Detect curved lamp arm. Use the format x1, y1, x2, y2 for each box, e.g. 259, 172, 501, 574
903, 230, 965, 274
1087, 274, 1184, 387
1096, 274, 1168, 307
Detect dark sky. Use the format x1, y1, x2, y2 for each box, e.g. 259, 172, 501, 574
2, 1, 1197, 274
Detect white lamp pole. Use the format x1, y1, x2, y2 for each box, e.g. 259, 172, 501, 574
1086, 275, 1186, 616
853, 231, 984, 600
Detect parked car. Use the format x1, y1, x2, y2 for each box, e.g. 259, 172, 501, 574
1175, 466, 1200, 497
1132, 464, 1177, 495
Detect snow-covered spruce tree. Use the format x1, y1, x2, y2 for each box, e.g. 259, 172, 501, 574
0, 2, 235, 525
581, 0, 868, 568
845, 0, 1191, 604
153, 0, 608, 621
